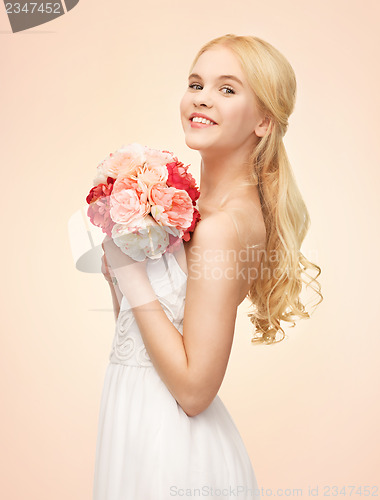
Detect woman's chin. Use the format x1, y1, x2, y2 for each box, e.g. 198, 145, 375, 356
184, 136, 216, 152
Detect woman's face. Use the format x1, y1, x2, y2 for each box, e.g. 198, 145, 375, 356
180, 45, 267, 156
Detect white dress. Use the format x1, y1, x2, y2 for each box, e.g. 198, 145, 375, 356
93, 250, 261, 499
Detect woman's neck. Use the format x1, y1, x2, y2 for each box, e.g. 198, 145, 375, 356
197, 153, 255, 217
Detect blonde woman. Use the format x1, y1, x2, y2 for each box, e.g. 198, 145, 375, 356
93, 34, 322, 499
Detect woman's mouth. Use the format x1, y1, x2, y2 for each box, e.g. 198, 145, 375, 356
189, 117, 217, 128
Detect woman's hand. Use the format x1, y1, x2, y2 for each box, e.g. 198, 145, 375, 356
101, 234, 155, 308
101, 234, 148, 285
101, 251, 114, 284
101, 234, 147, 271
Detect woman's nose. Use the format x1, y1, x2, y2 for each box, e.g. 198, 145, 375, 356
192, 88, 213, 107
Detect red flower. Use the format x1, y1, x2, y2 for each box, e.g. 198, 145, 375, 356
182, 208, 201, 241
86, 176, 115, 204
166, 158, 200, 205
165, 159, 201, 245
86, 177, 116, 236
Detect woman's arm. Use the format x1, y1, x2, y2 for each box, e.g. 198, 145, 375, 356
106, 212, 250, 417
101, 253, 123, 322
106, 278, 123, 321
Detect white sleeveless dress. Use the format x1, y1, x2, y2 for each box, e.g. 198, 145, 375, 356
93, 250, 261, 499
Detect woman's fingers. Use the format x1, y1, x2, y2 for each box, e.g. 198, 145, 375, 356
101, 254, 112, 280
101, 234, 112, 252
101, 255, 106, 275
102, 252, 109, 269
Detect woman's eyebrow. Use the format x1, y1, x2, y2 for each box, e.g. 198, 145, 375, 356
188, 73, 243, 86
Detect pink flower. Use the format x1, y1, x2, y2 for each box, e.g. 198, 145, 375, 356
136, 162, 168, 187
93, 143, 146, 185
87, 197, 115, 237
110, 176, 150, 225
144, 147, 174, 168
149, 184, 193, 231
165, 233, 183, 253
86, 143, 202, 261
165, 208, 201, 252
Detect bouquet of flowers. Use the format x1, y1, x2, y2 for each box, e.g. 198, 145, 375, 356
85, 143, 201, 261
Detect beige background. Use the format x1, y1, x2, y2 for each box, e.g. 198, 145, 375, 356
1, 0, 379, 498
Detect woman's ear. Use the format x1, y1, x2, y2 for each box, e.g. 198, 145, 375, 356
254, 115, 271, 138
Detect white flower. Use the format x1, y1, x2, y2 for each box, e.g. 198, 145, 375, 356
111, 214, 180, 261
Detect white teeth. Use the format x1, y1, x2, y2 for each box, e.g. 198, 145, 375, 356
191, 117, 215, 125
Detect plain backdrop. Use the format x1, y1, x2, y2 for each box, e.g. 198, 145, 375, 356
1, 0, 379, 498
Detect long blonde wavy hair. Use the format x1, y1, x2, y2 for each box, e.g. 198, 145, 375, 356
189, 34, 323, 345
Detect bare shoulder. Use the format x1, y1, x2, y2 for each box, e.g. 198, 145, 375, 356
186, 210, 247, 273
191, 210, 240, 248
187, 208, 264, 305
192, 199, 266, 255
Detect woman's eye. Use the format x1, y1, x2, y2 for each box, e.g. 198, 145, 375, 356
188, 83, 202, 90
221, 86, 235, 95
187, 83, 235, 95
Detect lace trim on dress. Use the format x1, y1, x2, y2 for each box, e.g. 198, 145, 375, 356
108, 253, 186, 368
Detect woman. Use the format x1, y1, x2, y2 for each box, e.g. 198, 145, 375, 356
93, 34, 322, 499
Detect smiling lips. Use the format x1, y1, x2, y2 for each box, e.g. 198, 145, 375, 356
189, 113, 217, 128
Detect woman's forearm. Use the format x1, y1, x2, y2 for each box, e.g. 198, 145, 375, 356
132, 298, 191, 410
107, 279, 123, 322
115, 269, 193, 413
